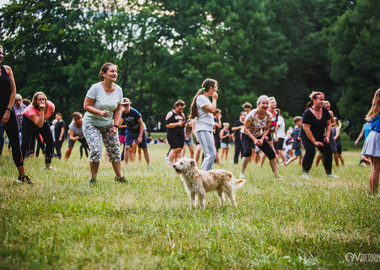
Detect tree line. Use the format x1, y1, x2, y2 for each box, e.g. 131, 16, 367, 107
1, 0, 379, 137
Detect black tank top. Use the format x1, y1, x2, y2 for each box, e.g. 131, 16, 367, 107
166, 110, 185, 135
0, 65, 11, 116
221, 130, 230, 144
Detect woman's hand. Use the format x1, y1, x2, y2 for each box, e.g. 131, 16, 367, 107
39, 103, 46, 111
212, 92, 218, 100
324, 136, 330, 144
314, 141, 324, 147
101, 110, 110, 117
110, 125, 117, 135
255, 138, 263, 146
1, 110, 10, 125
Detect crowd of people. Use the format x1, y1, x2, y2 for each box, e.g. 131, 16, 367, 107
1, 44, 379, 196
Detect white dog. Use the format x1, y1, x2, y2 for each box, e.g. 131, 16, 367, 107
173, 158, 246, 208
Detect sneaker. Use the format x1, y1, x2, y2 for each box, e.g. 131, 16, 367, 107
115, 176, 128, 183
238, 174, 245, 179
301, 172, 310, 179
16, 175, 24, 183
164, 156, 171, 165
147, 165, 154, 170
22, 175, 33, 185
45, 165, 57, 171
89, 179, 97, 185
326, 173, 339, 179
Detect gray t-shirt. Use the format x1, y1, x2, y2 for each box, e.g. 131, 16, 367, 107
68, 121, 84, 139
195, 94, 214, 132
83, 82, 123, 127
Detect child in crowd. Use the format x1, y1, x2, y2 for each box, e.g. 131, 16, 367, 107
283, 116, 303, 166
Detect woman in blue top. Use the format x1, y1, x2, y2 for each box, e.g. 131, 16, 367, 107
189, 78, 218, 171
362, 89, 380, 196
83, 62, 126, 184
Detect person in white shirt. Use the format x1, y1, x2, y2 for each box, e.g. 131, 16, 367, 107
189, 78, 219, 171
274, 110, 287, 162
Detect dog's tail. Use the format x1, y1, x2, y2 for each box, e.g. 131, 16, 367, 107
232, 178, 246, 189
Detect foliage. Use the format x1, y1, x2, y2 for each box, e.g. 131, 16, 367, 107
0, 0, 377, 137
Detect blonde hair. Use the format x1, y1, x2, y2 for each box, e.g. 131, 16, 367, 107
256, 95, 269, 105
367, 88, 380, 121
307, 91, 324, 108
15, 94, 22, 100
223, 122, 229, 127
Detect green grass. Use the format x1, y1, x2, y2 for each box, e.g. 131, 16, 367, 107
0, 142, 379, 269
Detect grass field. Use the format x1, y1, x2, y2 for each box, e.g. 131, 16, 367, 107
0, 141, 379, 269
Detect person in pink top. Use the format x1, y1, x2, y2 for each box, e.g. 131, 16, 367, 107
21, 92, 55, 169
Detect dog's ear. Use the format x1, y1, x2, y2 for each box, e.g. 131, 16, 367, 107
190, 160, 195, 167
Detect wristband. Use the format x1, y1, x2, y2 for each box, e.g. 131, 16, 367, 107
113, 124, 118, 128
6, 108, 12, 112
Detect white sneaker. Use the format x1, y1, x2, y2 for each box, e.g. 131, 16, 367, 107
164, 156, 171, 165
45, 165, 57, 171
326, 173, 339, 179
301, 172, 309, 179
239, 174, 245, 179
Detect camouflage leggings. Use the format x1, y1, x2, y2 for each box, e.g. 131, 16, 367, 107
83, 121, 121, 163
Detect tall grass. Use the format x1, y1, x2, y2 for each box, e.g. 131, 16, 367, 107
0, 142, 379, 269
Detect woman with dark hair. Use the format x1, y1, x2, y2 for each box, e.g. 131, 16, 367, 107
64, 112, 88, 160
83, 62, 126, 184
301, 91, 338, 179
0, 45, 32, 184
21, 91, 55, 170
189, 78, 219, 171
54, 112, 65, 159
165, 99, 186, 165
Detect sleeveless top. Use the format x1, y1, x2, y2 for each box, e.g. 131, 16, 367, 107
166, 110, 185, 135
0, 65, 11, 116
221, 130, 230, 144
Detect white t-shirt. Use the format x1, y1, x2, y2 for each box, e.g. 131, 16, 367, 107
83, 82, 123, 127
195, 94, 214, 132
277, 116, 286, 139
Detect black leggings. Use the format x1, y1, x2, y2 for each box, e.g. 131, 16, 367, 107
21, 115, 53, 164
1, 110, 23, 167
54, 139, 64, 159
301, 132, 332, 174
241, 134, 275, 159
234, 138, 243, 164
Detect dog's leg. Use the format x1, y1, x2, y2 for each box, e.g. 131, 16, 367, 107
217, 187, 226, 207
225, 187, 237, 206
197, 188, 206, 208
190, 192, 196, 208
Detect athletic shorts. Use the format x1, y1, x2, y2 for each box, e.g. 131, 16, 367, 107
294, 148, 302, 157
221, 142, 230, 149
275, 138, 285, 150
185, 136, 193, 146
167, 132, 185, 149
68, 137, 87, 148
214, 136, 221, 149
125, 130, 148, 148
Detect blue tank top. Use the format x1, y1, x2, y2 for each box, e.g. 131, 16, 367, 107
364, 122, 371, 140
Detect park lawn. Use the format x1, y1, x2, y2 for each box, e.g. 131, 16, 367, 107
0, 142, 379, 269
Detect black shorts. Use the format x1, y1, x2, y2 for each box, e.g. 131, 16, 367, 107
275, 138, 285, 150
68, 137, 87, 148
167, 132, 185, 149
214, 136, 221, 149
336, 144, 342, 155
241, 134, 276, 159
